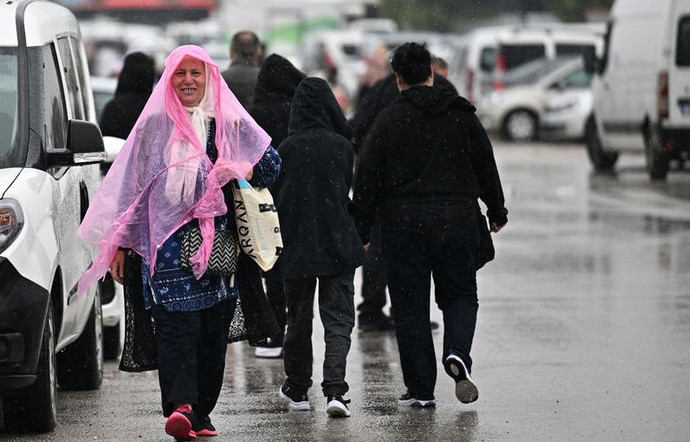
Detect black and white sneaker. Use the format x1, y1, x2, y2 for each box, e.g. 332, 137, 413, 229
326, 395, 352, 417
443, 353, 478, 404
398, 391, 436, 408
279, 383, 310, 411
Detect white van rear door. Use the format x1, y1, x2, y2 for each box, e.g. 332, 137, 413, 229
667, 4, 690, 127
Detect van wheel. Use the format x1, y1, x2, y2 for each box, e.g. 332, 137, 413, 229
3, 301, 57, 432
585, 117, 618, 171
57, 289, 103, 390
502, 109, 537, 142
644, 127, 669, 180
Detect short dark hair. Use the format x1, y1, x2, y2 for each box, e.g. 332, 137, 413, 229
391, 42, 431, 85
231, 31, 260, 59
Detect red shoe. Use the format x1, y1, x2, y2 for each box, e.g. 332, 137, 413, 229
165, 405, 197, 441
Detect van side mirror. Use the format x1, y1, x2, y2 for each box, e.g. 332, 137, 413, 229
47, 120, 106, 166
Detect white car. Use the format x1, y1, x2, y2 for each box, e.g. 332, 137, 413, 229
540, 85, 593, 141
477, 57, 592, 141
0, 0, 121, 432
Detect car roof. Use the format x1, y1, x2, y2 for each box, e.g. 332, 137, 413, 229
0, 0, 79, 48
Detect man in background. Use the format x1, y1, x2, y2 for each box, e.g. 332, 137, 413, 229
222, 31, 262, 109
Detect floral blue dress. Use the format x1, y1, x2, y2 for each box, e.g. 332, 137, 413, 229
141, 119, 281, 311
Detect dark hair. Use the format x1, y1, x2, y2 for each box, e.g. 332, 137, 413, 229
231, 31, 260, 60
391, 42, 431, 85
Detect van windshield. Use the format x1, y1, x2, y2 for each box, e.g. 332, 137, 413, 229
0, 49, 20, 168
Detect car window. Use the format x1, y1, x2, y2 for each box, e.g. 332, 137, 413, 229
0, 48, 19, 167
43, 44, 68, 151
500, 44, 546, 70
69, 36, 92, 121
562, 68, 591, 88
676, 16, 690, 66
504, 57, 570, 86
555, 43, 596, 62
56, 37, 85, 120
479, 46, 496, 72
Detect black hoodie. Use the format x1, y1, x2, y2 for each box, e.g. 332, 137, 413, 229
99, 52, 155, 140
249, 54, 305, 147
353, 84, 508, 244
271, 77, 364, 279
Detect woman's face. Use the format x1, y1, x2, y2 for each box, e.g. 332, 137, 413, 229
172, 55, 206, 107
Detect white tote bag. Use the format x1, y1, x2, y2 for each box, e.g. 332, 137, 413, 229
232, 179, 283, 271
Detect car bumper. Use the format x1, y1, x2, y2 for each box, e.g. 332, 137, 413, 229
661, 127, 690, 155
0, 257, 49, 391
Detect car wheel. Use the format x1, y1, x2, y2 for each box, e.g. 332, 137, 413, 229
585, 116, 618, 171
644, 126, 669, 180
57, 289, 103, 390
3, 301, 57, 432
503, 109, 537, 142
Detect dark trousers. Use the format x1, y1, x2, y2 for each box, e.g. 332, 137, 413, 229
237, 253, 284, 346
151, 296, 237, 418
357, 222, 388, 317
265, 279, 286, 346
283, 272, 355, 397
380, 202, 480, 400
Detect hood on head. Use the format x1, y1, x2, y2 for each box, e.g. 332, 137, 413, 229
254, 54, 306, 102
288, 77, 352, 139
116, 52, 155, 96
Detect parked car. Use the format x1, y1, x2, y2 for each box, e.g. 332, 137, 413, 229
0, 0, 120, 432
539, 68, 593, 141
477, 57, 591, 141
584, 0, 690, 179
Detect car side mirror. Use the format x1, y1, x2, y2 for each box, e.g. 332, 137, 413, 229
47, 120, 106, 167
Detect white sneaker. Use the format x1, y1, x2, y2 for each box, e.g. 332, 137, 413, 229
326, 395, 352, 417
279, 383, 310, 411
443, 353, 478, 404
255, 346, 283, 358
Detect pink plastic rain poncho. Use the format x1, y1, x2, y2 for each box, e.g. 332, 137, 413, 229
77, 45, 270, 296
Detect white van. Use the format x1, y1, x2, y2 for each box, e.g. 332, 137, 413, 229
0, 0, 116, 432
585, 0, 690, 179
447, 26, 507, 103
448, 23, 604, 105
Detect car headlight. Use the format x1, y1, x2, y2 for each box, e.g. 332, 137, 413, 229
544, 98, 579, 113
0, 198, 24, 253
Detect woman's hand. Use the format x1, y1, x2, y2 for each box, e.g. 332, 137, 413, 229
245, 168, 253, 181
109, 250, 126, 284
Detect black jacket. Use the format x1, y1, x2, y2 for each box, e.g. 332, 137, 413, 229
353, 85, 508, 244
99, 52, 155, 140
272, 77, 364, 279
249, 54, 305, 147
351, 72, 458, 151
222, 60, 260, 110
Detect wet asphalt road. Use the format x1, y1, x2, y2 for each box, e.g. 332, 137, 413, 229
2, 141, 690, 441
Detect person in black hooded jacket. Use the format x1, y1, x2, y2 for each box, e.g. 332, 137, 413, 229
353, 42, 508, 408
273, 77, 364, 418
247, 54, 306, 359
349, 67, 457, 332
99, 52, 155, 140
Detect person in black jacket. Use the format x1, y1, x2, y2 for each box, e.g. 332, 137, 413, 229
248, 54, 306, 359
99, 52, 155, 140
273, 77, 365, 418
353, 42, 508, 408
350, 65, 457, 332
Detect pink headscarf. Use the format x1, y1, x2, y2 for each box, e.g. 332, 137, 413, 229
77, 45, 270, 296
